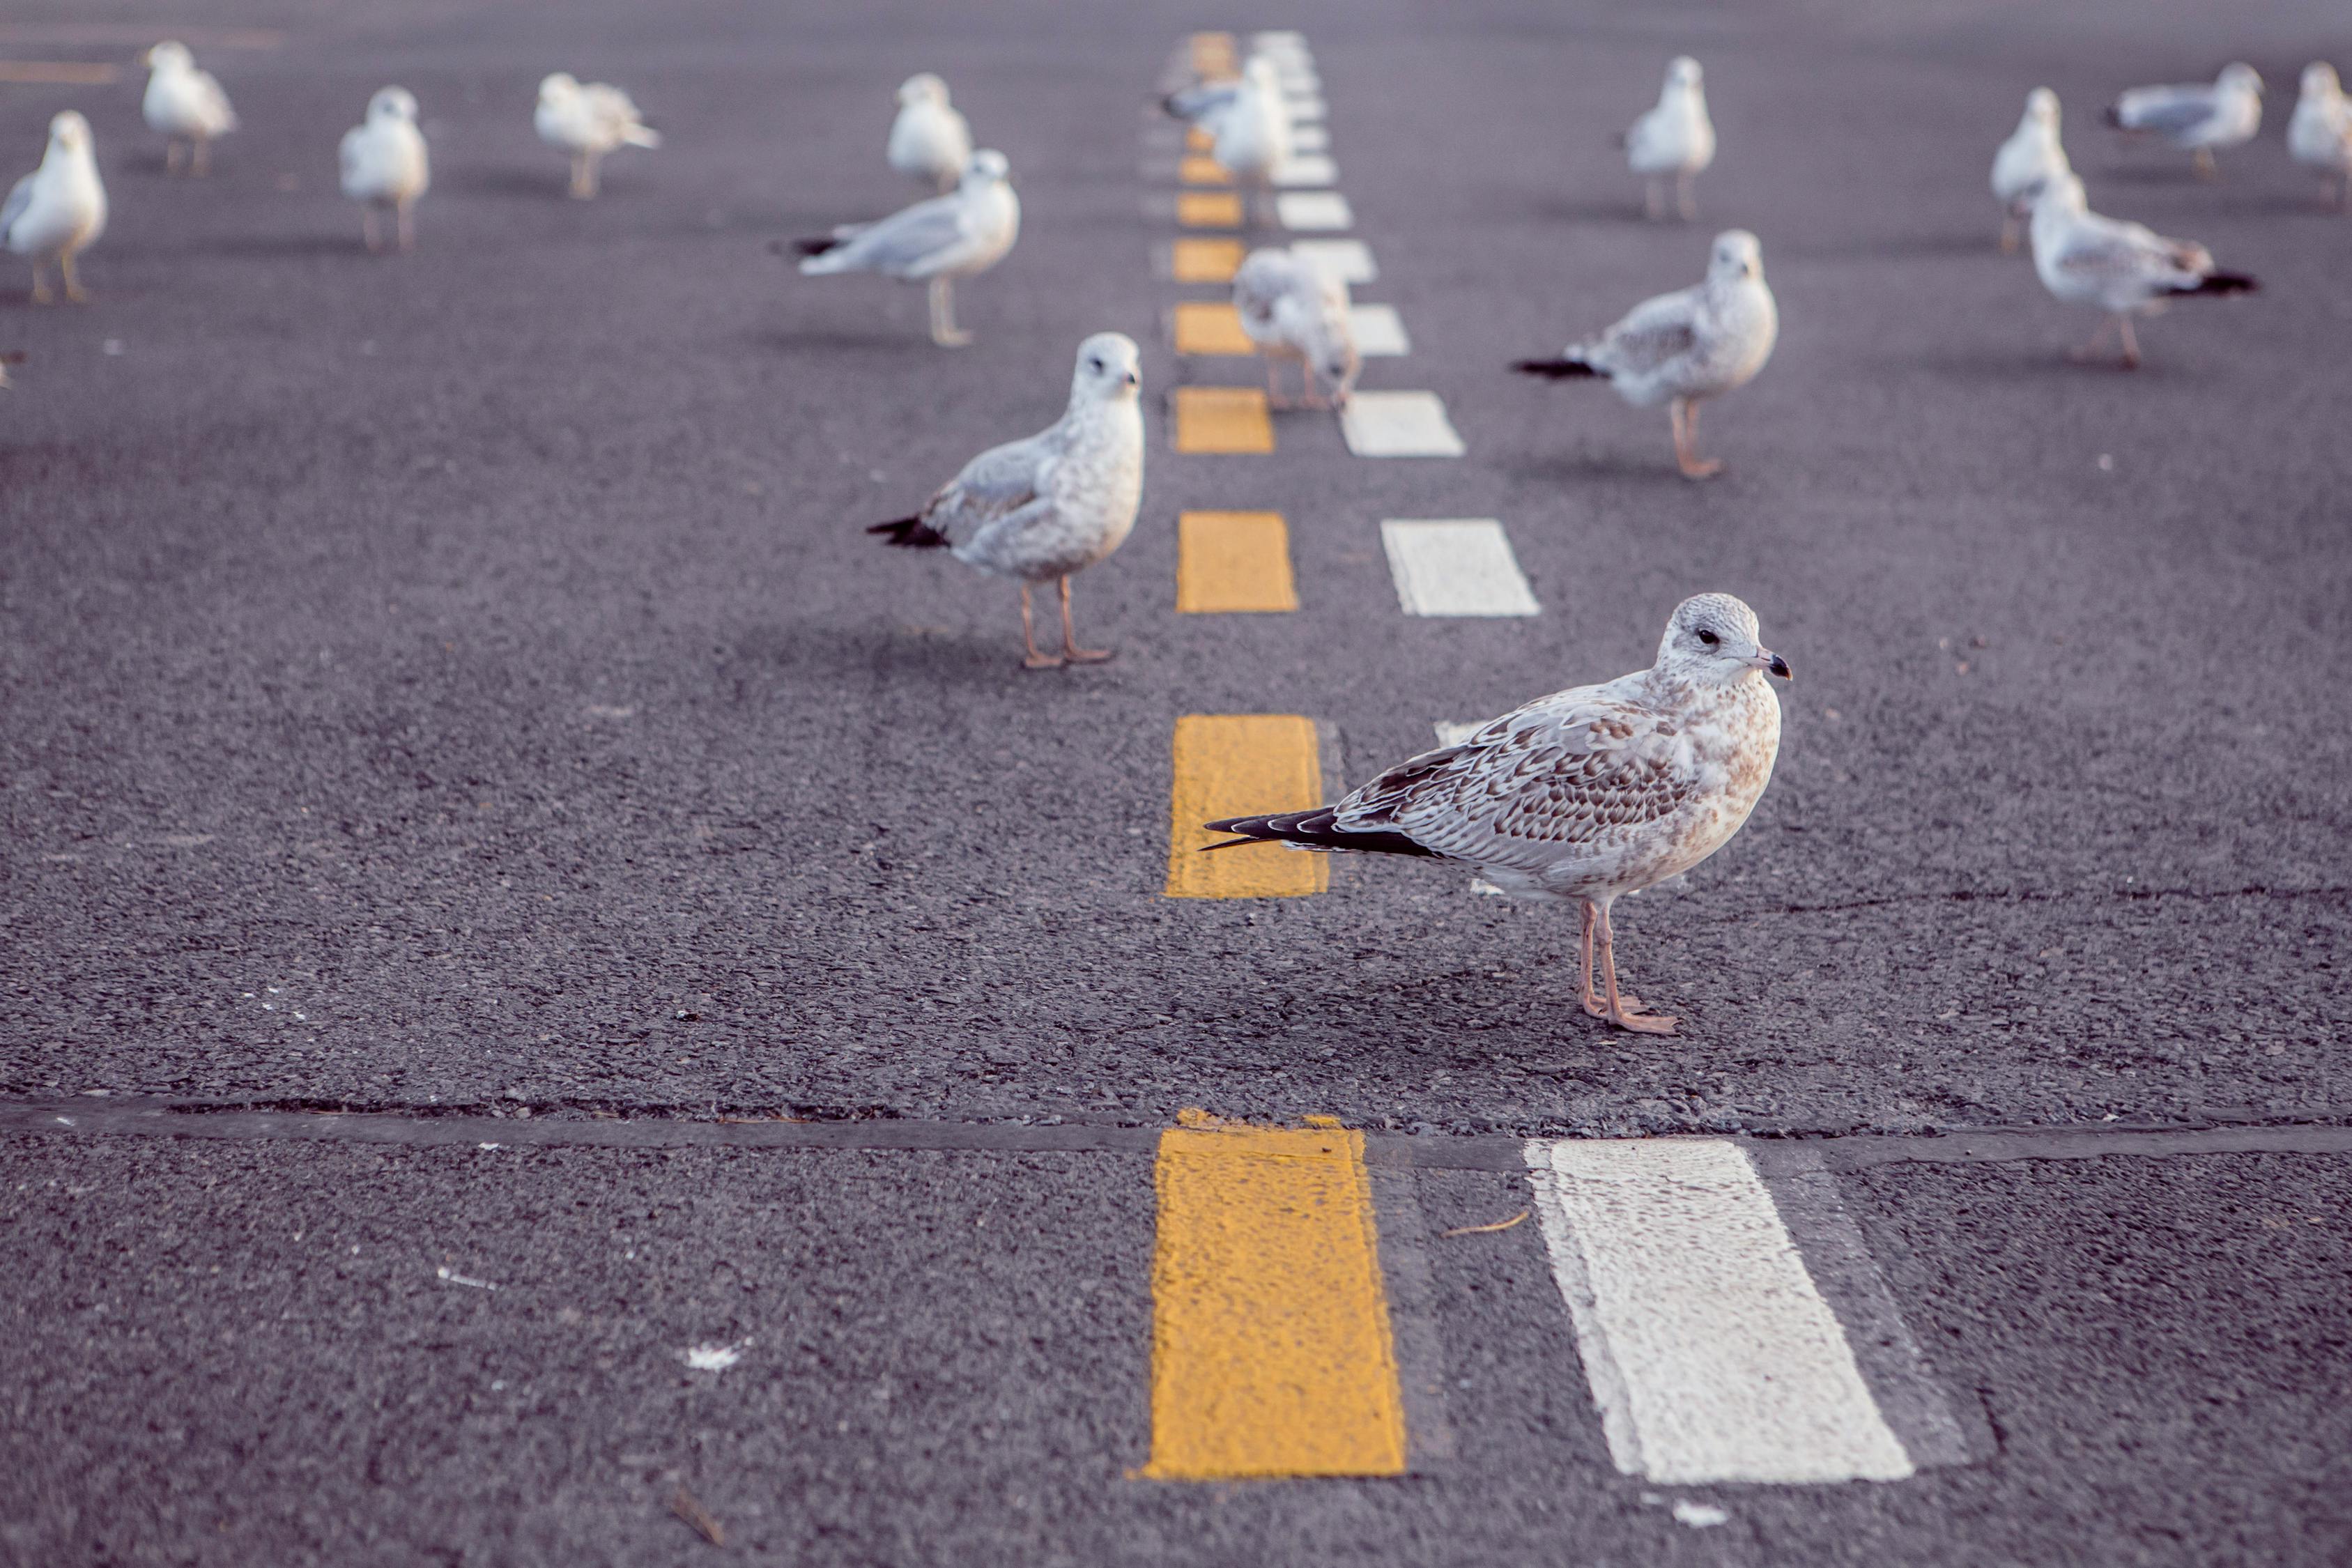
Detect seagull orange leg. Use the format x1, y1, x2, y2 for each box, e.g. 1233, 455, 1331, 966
1018, 583, 1063, 671
1671, 398, 1721, 480
2116, 315, 2142, 370
59, 250, 88, 305
1577, 900, 1607, 1017
2067, 314, 2114, 364
1058, 575, 1112, 663
1594, 902, 1677, 1034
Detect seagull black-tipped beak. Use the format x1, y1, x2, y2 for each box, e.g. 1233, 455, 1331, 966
1767, 653, 1792, 680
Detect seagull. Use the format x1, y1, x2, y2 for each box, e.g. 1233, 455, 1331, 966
1164, 54, 1291, 222
1206, 593, 1790, 1034
339, 87, 429, 252
1233, 246, 1358, 410
2028, 172, 2256, 368
535, 73, 660, 199
140, 41, 236, 176
0, 349, 25, 389
2105, 63, 2262, 179
3, 112, 107, 304
1991, 88, 2070, 253
793, 148, 1020, 348
2288, 63, 2352, 209
1621, 56, 1716, 221
1512, 230, 1776, 480
887, 73, 972, 194
867, 333, 1144, 671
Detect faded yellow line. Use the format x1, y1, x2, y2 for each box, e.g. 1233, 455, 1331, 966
1178, 512, 1296, 613
1143, 1114, 1406, 1477
1176, 191, 1244, 230
1185, 125, 1215, 153
1179, 155, 1231, 186
1170, 387, 1273, 454
1165, 715, 1324, 898
1170, 238, 1243, 284
1171, 302, 1256, 357
1189, 32, 1238, 79
0, 24, 284, 48
0, 61, 121, 84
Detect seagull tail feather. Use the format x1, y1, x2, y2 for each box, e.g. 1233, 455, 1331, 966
2102, 104, 2129, 128
2178, 270, 2258, 296
623, 125, 662, 148
1512, 355, 1599, 381
1199, 809, 1439, 859
868, 515, 949, 549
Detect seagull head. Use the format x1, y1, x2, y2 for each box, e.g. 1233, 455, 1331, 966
1072, 332, 1143, 401
1707, 230, 1764, 285
960, 148, 1010, 190
47, 112, 92, 155
368, 86, 420, 124
2301, 62, 2341, 98
539, 72, 581, 105
141, 40, 192, 71
1660, 594, 1790, 685
2219, 62, 2263, 96
2025, 86, 2060, 123
1667, 56, 1704, 91
898, 72, 949, 107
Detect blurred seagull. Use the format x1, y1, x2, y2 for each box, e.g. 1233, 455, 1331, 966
887, 74, 972, 194
1164, 54, 1291, 222
1205, 593, 1791, 1035
3, 112, 107, 304
140, 41, 236, 176
2288, 63, 2352, 208
1513, 230, 1776, 480
867, 333, 1144, 671
0, 349, 25, 389
2105, 63, 2262, 178
793, 148, 1019, 347
536, 73, 660, 199
1991, 88, 2070, 253
1621, 56, 1715, 221
1233, 247, 1358, 410
2028, 172, 2256, 368
340, 87, 429, 252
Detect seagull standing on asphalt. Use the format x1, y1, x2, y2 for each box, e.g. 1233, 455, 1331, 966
1164, 54, 1291, 223
2105, 63, 2263, 178
3, 112, 107, 304
340, 87, 430, 252
1622, 56, 1716, 221
1233, 246, 1359, 410
867, 333, 1144, 670
535, 73, 660, 199
140, 41, 236, 176
2027, 172, 2257, 368
2288, 63, 2352, 208
1991, 88, 2070, 253
1512, 230, 1776, 480
1206, 593, 1791, 1035
887, 74, 972, 194
794, 148, 1019, 347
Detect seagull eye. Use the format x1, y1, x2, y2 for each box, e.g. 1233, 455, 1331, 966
1696, 629, 1720, 647
1088, 358, 1102, 371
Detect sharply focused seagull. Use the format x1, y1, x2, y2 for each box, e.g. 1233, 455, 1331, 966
1232, 247, 1359, 410
1991, 88, 2070, 253
1621, 56, 1716, 221
3, 112, 107, 304
794, 148, 1020, 347
1206, 593, 1791, 1034
1513, 230, 1777, 479
2027, 172, 2257, 367
535, 73, 661, 199
2288, 62, 2352, 208
887, 74, 972, 194
140, 41, 236, 176
340, 87, 430, 252
867, 334, 1144, 670
2105, 63, 2262, 178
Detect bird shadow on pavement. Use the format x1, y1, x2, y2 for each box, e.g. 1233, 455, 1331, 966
730, 618, 1031, 694
746, 323, 941, 355
192, 233, 370, 259
443, 166, 568, 200
1491, 447, 1702, 486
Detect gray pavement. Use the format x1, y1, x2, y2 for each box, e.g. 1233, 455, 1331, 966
3, 0, 2350, 1561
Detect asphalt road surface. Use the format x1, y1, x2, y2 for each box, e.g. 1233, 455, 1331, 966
3, 0, 2349, 1562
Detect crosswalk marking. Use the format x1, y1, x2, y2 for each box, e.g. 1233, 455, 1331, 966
1288, 95, 1329, 122
1381, 520, 1539, 616
1165, 715, 1327, 898
1170, 387, 1274, 454
1178, 512, 1297, 613
1143, 1116, 1406, 1477
1289, 123, 1330, 153
1342, 391, 1466, 457
1349, 303, 1410, 356
1176, 191, 1244, 229
1525, 1139, 1917, 1485
1291, 238, 1375, 284
1171, 302, 1256, 356
1168, 238, 1243, 284
1277, 192, 1352, 231
1274, 154, 1339, 187
1179, 155, 1229, 186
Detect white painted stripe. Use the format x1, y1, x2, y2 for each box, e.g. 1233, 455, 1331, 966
1279, 70, 1321, 95
1287, 95, 1328, 123
1290, 238, 1374, 284
1273, 154, 1339, 187
1523, 1138, 1916, 1485
1277, 192, 1352, 231
1348, 303, 1409, 357
1434, 724, 1505, 896
1289, 123, 1330, 153
1342, 392, 1464, 458
1251, 31, 1309, 53
1381, 521, 1538, 617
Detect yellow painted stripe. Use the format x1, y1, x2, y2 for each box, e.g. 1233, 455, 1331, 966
1179, 155, 1231, 186
1189, 33, 1238, 78
1165, 715, 1325, 898
0, 61, 120, 84
1176, 191, 1244, 230
1178, 512, 1296, 613
1172, 302, 1256, 357
1144, 1115, 1406, 1477
1170, 238, 1244, 284
1171, 387, 1273, 454
1185, 125, 1215, 153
